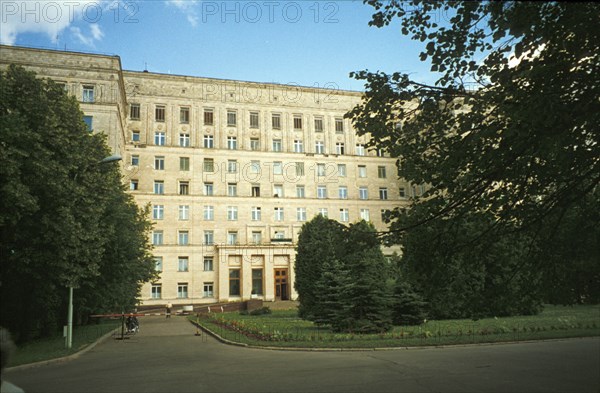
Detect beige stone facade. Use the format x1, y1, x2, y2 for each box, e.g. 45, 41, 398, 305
1, 45, 410, 308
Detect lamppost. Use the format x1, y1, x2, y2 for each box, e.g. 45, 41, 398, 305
66, 153, 122, 349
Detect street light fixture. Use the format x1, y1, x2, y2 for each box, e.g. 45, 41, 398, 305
66, 153, 122, 349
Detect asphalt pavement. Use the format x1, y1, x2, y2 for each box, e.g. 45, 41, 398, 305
5, 314, 599, 393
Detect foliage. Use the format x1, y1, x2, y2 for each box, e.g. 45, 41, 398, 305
0, 65, 156, 342
392, 277, 427, 326
346, 2, 600, 307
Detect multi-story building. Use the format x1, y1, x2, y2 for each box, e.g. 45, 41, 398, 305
1, 45, 412, 307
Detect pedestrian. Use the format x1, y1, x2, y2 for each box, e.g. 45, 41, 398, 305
166, 302, 172, 318
1, 327, 25, 393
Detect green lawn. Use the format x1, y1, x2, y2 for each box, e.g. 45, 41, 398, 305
10, 320, 120, 367
191, 305, 600, 348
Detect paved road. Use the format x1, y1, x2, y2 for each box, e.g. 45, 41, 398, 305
5, 315, 599, 393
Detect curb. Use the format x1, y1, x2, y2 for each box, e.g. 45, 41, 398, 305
189, 319, 600, 352
7, 327, 120, 371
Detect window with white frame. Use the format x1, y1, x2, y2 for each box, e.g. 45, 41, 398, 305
203, 158, 214, 172
203, 205, 214, 220
359, 187, 369, 200
178, 256, 189, 272
251, 206, 261, 221
378, 166, 387, 179
227, 110, 237, 126
335, 142, 345, 155
379, 188, 388, 200
180, 157, 190, 171
360, 208, 370, 221
274, 207, 284, 221
274, 231, 285, 239
203, 282, 214, 297
293, 140, 304, 153
151, 284, 162, 299
204, 183, 214, 196
130, 180, 138, 191
153, 181, 164, 195
180, 107, 190, 124
318, 208, 328, 217
203, 257, 213, 271
338, 164, 347, 177
179, 133, 190, 147
273, 184, 283, 198
204, 231, 214, 245
340, 208, 349, 222
227, 206, 238, 221
250, 160, 260, 174
297, 207, 307, 221
317, 163, 326, 177
251, 184, 260, 197
315, 141, 325, 154
82, 85, 94, 103
179, 205, 189, 220
227, 136, 237, 150
203, 135, 214, 148
358, 165, 367, 178
317, 185, 327, 199
227, 231, 238, 245
179, 181, 189, 195
355, 144, 366, 156
177, 283, 188, 298
155, 105, 165, 122
228, 183, 237, 197
131, 131, 140, 142
252, 231, 262, 244
227, 160, 238, 173
154, 132, 166, 146
296, 162, 304, 176
154, 156, 165, 170
153, 205, 164, 220
152, 230, 163, 245
154, 257, 163, 272
273, 161, 283, 175
272, 139, 282, 152
178, 231, 189, 246
131, 155, 139, 166
339, 186, 348, 199
296, 185, 305, 198
250, 138, 260, 151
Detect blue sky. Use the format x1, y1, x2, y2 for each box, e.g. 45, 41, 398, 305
1, 1, 441, 90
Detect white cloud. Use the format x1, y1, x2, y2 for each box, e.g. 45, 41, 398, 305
90, 23, 104, 40
0, 0, 103, 46
71, 24, 103, 47
166, 0, 199, 27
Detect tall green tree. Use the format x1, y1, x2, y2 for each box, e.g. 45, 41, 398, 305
347, 2, 599, 303
0, 65, 155, 341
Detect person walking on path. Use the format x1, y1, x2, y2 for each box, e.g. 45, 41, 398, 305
166, 302, 172, 318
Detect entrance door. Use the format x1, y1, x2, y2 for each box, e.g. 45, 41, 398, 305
274, 268, 289, 300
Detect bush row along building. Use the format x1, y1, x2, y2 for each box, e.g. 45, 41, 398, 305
0, 45, 415, 307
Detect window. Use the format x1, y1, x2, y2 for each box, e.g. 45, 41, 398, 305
379, 188, 388, 200
381, 209, 387, 222
227, 206, 238, 221
273, 162, 283, 175
340, 208, 349, 222
203, 158, 214, 172
203, 257, 214, 271
179, 205, 189, 220
335, 117, 344, 133
203, 205, 214, 220
314, 117, 323, 132
317, 185, 327, 199
274, 207, 284, 221
399, 187, 406, 198
252, 231, 262, 244
130, 103, 140, 120
293, 115, 302, 130
227, 160, 238, 173
204, 231, 214, 245
227, 110, 237, 126
318, 208, 328, 217
338, 164, 347, 177
154, 131, 165, 146
178, 231, 189, 246
152, 230, 163, 245
360, 209, 370, 221
204, 108, 214, 125
83, 116, 93, 132
227, 136, 237, 150
359, 187, 369, 200
203, 135, 214, 148
131, 131, 140, 142
152, 205, 164, 220
296, 185, 305, 198
274, 231, 285, 240
204, 183, 214, 196
180, 157, 190, 171
335, 142, 345, 155
296, 162, 305, 176
154, 156, 165, 170
155, 105, 165, 122
377, 148, 386, 157
179, 133, 190, 147
378, 166, 387, 179
151, 284, 162, 299
293, 140, 304, 153
251, 206, 262, 221
203, 282, 214, 297
228, 183, 237, 197
251, 184, 261, 197
250, 111, 259, 128
317, 163, 326, 177
177, 283, 188, 299
355, 144, 365, 156
358, 165, 367, 178
272, 139, 282, 152
250, 138, 260, 151
227, 231, 238, 245
229, 269, 241, 296
179, 181, 189, 195
339, 186, 348, 199
272, 113, 281, 129
315, 141, 324, 154
250, 161, 261, 174
178, 256, 189, 272
252, 269, 263, 296
82, 85, 94, 103
180, 107, 190, 124
131, 155, 139, 166
273, 184, 283, 198
153, 181, 164, 195
130, 179, 138, 190
154, 257, 163, 272
297, 207, 307, 222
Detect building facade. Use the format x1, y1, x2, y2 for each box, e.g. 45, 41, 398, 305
1, 45, 412, 307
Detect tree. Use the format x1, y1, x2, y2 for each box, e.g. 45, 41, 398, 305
347, 2, 599, 303
0, 65, 156, 341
